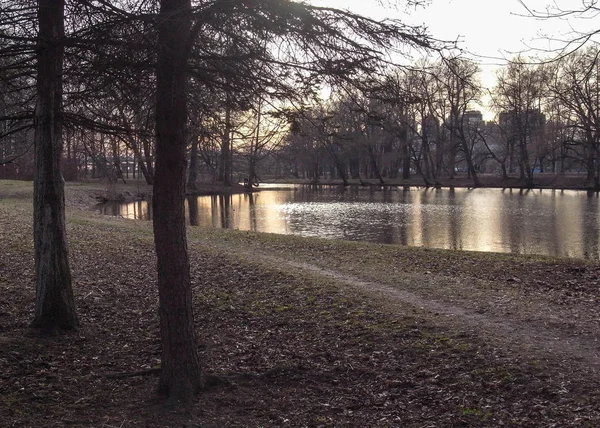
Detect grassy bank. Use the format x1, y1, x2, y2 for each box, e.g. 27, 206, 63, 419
1, 180, 599, 427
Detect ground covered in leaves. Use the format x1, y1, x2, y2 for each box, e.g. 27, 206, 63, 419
1, 180, 600, 427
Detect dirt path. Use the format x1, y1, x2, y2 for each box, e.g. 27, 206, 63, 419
195, 237, 600, 377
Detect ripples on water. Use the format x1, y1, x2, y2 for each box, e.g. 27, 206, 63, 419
100, 185, 600, 260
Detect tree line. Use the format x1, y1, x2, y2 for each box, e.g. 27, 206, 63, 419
5, 27, 600, 191
279, 50, 600, 190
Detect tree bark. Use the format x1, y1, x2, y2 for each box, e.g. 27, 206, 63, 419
32, 0, 78, 332
154, 0, 202, 400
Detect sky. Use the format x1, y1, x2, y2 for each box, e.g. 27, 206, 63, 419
309, 0, 597, 118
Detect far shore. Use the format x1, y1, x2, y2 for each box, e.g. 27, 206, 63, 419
265, 172, 600, 192
2, 172, 597, 207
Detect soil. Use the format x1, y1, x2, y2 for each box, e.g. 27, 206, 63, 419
1, 180, 600, 427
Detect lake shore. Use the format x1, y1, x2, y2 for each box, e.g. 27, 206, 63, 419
1, 180, 600, 426
266, 172, 600, 191
57, 171, 600, 206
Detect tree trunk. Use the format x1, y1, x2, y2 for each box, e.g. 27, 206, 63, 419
187, 195, 199, 226
447, 141, 457, 179
401, 142, 411, 180
32, 0, 78, 332
325, 144, 348, 185
219, 97, 232, 186
142, 138, 155, 184
137, 151, 154, 184
421, 138, 432, 183
366, 144, 385, 184
409, 145, 430, 187
518, 137, 534, 188
111, 137, 125, 184
500, 162, 508, 181
187, 136, 199, 192
154, 0, 202, 400
312, 155, 319, 184
246, 109, 259, 188
595, 142, 600, 191
247, 157, 257, 188
124, 133, 153, 184
460, 139, 480, 187
336, 158, 348, 186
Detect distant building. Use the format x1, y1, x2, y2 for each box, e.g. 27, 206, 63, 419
463, 110, 483, 126
421, 114, 439, 142
498, 109, 546, 138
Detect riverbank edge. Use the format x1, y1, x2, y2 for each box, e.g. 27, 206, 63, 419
265, 172, 600, 191
60, 171, 600, 205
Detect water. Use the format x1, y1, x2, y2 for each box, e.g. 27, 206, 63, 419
100, 184, 600, 260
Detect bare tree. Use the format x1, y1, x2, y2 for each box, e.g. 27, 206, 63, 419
547, 46, 600, 188
519, 1, 600, 55
440, 57, 483, 186
237, 97, 287, 188
492, 57, 547, 187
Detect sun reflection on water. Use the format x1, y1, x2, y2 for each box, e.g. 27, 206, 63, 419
100, 185, 600, 260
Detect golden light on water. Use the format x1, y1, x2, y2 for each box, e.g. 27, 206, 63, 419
102, 186, 600, 260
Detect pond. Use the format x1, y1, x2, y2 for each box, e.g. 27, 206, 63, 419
100, 184, 600, 260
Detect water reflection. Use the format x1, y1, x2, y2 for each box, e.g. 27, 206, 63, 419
100, 199, 152, 220
99, 185, 600, 260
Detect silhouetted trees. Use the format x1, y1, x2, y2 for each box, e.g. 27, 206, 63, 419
547, 46, 600, 189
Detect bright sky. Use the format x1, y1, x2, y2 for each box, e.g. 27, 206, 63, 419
309, 0, 597, 119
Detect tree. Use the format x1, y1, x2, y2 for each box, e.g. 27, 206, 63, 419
280, 109, 329, 182
31, 0, 78, 331
492, 57, 547, 187
440, 57, 483, 186
374, 66, 440, 184
238, 97, 287, 188
547, 46, 600, 189
153, 0, 202, 399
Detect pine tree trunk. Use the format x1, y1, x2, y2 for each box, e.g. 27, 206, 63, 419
154, 0, 202, 400
32, 0, 78, 332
